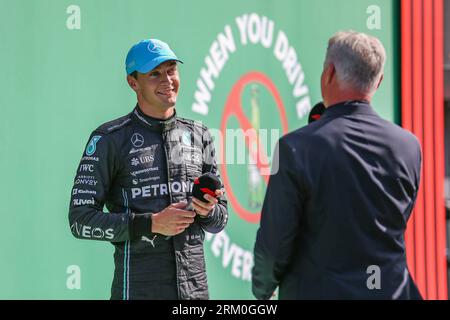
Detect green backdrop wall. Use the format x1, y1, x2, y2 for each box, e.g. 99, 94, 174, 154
0, 0, 399, 299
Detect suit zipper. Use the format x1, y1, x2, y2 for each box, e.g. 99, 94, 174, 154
162, 132, 173, 204
163, 131, 181, 299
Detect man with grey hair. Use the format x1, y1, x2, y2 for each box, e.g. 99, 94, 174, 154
322, 31, 386, 103
252, 31, 422, 299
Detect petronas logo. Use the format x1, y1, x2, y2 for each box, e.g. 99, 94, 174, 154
86, 136, 101, 156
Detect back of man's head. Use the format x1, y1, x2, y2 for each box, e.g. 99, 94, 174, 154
324, 31, 386, 95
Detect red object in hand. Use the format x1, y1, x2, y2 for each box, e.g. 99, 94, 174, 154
192, 173, 221, 202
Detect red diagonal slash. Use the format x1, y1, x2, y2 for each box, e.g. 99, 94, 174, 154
220, 71, 289, 223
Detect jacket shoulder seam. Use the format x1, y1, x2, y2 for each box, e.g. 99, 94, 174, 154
94, 113, 133, 135
177, 117, 207, 129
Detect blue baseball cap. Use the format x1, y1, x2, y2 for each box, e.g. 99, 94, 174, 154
125, 39, 183, 75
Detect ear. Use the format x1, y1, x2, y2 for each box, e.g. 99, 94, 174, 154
127, 75, 139, 92
376, 74, 384, 89
326, 63, 336, 85
322, 63, 335, 86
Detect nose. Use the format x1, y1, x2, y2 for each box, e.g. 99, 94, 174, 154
161, 71, 173, 85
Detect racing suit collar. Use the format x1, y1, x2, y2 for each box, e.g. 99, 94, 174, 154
132, 104, 177, 132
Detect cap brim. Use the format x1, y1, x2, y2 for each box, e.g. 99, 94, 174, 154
136, 56, 183, 74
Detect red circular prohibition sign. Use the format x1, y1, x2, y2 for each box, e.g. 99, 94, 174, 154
219, 71, 289, 224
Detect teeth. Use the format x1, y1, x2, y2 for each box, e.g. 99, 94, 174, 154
158, 88, 174, 97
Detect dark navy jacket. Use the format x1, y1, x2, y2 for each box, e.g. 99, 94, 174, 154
252, 101, 422, 300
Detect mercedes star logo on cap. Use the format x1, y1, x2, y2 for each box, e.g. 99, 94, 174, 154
148, 41, 163, 53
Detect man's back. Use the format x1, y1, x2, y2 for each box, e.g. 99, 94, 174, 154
281, 101, 421, 298
253, 101, 422, 299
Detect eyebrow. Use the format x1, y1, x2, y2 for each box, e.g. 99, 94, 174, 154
152, 61, 177, 72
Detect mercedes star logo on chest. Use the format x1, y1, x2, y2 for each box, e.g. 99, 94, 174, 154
131, 133, 145, 148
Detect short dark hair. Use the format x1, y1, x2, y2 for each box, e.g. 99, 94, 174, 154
130, 71, 138, 79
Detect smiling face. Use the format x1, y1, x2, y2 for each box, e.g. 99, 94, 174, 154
127, 60, 180, 118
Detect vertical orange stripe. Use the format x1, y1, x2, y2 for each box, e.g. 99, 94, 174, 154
401, 0, 416, 279
423, 0, 437, 299
433, 0, 448, 300
400, 0, 448, 299
412, 0, 427, 297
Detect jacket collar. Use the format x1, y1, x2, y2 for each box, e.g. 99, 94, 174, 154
132, 105, 177, 132
321, 100, 378, 119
